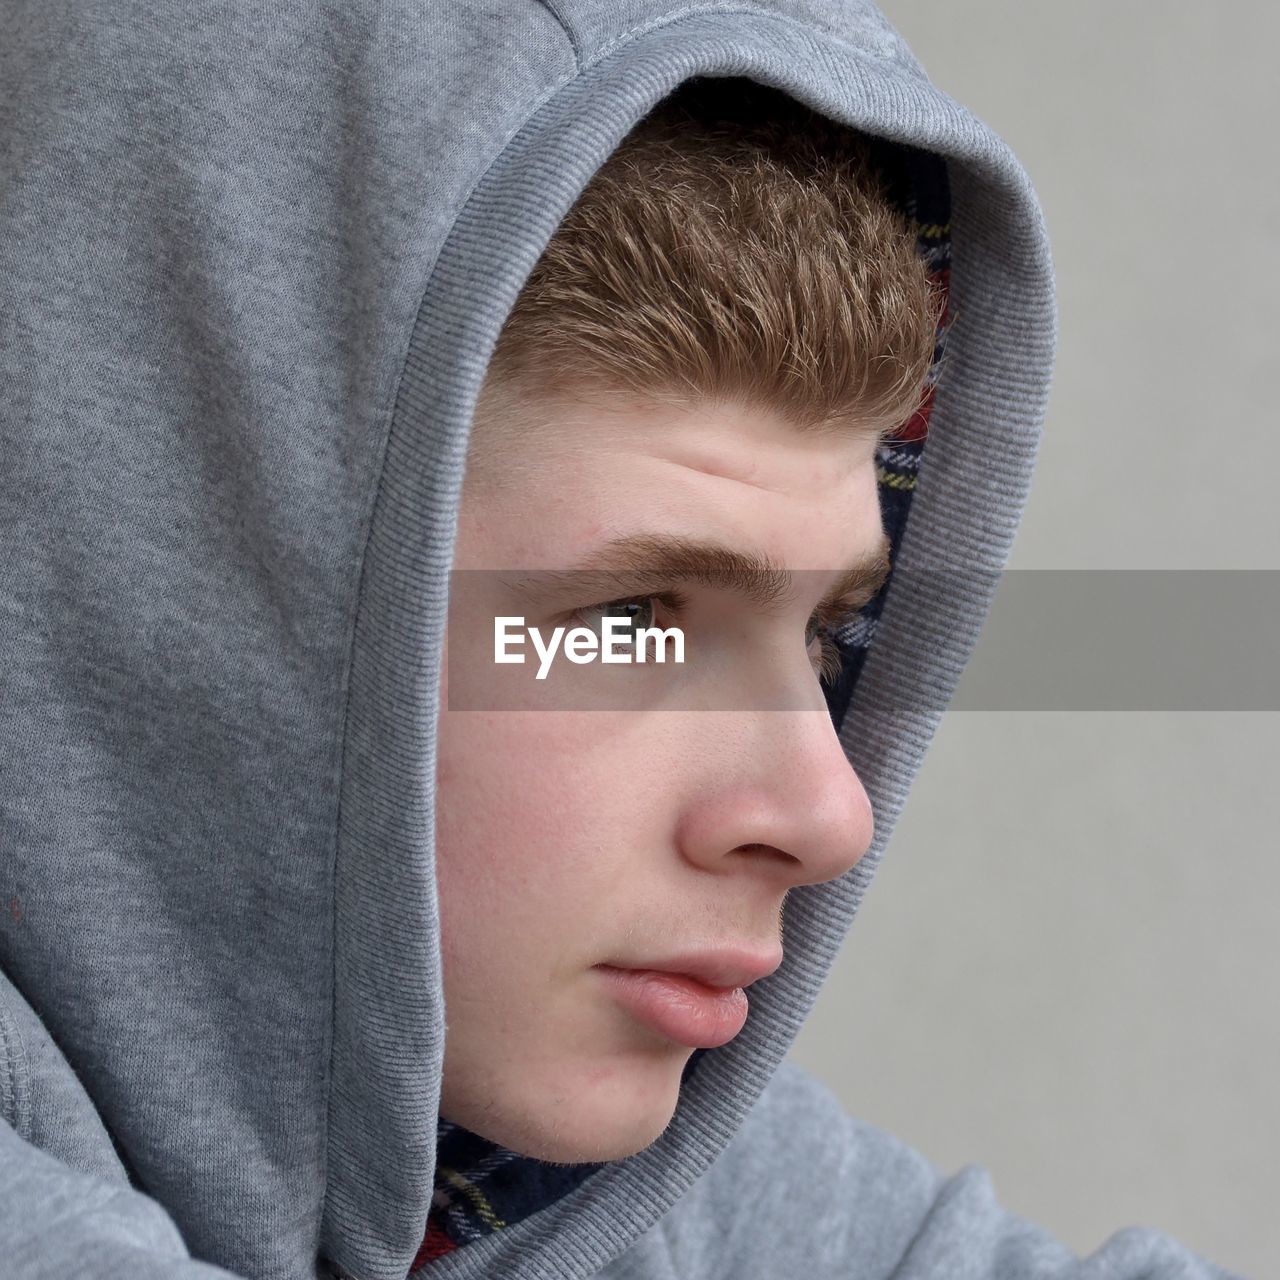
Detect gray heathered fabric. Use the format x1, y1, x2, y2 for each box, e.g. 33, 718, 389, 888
0, 2, 1248, 1279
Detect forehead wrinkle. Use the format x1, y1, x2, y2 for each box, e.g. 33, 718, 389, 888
662, 453, 781, 494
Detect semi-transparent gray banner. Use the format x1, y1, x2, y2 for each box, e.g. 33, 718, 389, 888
443, 570, 1280, 712
950, 569, 1279, 711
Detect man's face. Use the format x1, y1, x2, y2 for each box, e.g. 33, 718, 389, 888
436, 387, 882, 1163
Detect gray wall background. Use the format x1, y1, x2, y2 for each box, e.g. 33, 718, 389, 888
788, 5, 1279, 1277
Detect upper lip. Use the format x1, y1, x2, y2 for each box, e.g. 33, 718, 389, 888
604, 946, 784, 991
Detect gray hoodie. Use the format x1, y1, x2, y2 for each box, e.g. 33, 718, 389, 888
0, 2, 1248, 1278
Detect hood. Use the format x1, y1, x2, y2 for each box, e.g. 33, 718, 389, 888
0, 3, 1054, 1280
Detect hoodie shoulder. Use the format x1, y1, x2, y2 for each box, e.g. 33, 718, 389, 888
600, 1060, 1247, 1280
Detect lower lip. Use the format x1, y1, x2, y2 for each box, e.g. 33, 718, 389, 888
594, 966, 750, 1049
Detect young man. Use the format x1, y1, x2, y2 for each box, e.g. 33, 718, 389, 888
0, 4, 1248, 1279
432, 82, 932, 1172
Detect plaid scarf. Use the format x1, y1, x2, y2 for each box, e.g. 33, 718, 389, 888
411, 1121, 605, 1267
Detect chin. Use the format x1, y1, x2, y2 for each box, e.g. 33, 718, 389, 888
444, 1056, 683, 1164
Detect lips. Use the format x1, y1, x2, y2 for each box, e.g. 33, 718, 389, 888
602, 946, 783, 992
593, 945, 783, 1048
594, 966, 754, 1048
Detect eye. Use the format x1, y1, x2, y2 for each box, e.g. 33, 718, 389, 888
571, 594, 684, 664
574, 597, 657, 639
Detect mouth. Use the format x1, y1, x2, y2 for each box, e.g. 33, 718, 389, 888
594, 966, 752, 1049
603, 945, 784, 992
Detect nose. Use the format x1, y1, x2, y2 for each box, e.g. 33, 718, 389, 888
674, 708, 875, 890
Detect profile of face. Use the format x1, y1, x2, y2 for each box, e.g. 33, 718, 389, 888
435, 386, 882, 1164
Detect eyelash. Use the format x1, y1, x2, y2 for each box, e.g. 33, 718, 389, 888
566, 591, 847, 685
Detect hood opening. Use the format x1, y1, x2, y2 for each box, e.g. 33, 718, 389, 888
414, 101, 953, 1270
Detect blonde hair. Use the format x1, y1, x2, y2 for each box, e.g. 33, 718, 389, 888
481, 76, 944, 443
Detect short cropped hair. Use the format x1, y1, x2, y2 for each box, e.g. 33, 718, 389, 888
480, 76, 944, 444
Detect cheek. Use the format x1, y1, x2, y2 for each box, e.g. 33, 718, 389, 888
433, 716, 618, 938
432, 713, 678, 979
436, 716, 535, 900
437, 713, 586, 841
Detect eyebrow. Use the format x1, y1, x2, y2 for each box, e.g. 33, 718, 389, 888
499, 531, 894, 624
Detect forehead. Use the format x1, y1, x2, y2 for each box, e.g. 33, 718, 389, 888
465, 380, 879, 493
458, 382, 886, 587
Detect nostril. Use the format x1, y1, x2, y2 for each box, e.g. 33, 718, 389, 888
735, 842, 801, 866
